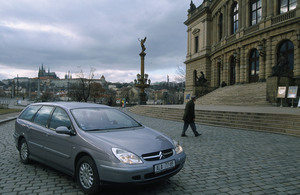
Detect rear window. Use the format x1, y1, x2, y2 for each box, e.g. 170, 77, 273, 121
19, 105, 42, 121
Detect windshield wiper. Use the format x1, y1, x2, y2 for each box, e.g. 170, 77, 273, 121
86, 125, 142, 131
85, 128, 109, 131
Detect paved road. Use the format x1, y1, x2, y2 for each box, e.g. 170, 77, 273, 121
1, 110, 300, 195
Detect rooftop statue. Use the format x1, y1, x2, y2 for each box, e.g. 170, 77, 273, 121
188, 0, 196, 13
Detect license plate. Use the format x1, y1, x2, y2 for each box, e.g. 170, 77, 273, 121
154, 160, 175, 173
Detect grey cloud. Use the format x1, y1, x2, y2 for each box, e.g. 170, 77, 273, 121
0, 0, 203, 82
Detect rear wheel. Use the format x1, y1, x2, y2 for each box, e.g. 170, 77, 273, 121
19, 139, 30, 164
76, 156, 100, 194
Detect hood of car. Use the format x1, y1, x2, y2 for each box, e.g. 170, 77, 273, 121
85, 126, 174, 155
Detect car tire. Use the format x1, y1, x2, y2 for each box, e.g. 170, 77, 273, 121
76, 156, 100, 195
19, 138, 30, 164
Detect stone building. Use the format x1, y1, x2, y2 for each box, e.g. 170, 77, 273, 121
184, 0, 300, 100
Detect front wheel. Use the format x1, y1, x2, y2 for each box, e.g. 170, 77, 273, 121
76, 156, 100, 195
19, 138, 30, 164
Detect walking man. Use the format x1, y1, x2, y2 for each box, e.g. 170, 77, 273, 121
181, 96, 201, 137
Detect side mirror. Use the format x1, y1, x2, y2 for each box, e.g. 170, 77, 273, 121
56, 126, 76, 135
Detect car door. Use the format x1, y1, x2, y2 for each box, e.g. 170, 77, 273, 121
16, 105, 42, 156
29, 105, 54, 160
42, 107, 75, 173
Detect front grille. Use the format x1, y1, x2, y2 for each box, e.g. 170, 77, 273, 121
142, 149, 173, 161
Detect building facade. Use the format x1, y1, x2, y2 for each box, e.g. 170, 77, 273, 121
184, 0, 300, 98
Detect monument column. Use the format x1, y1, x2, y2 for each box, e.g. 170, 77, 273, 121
134, 37, 150, 105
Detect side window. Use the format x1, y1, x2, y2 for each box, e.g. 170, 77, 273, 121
250, 0, 262, 26
49, 107, 72, 130
33, 106, 54, 127
232, 2, 239, 34
19, 105, 41, 121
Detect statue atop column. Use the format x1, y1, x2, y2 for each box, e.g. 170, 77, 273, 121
138, 37, 147, 53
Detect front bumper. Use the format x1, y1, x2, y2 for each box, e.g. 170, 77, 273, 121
96, 152, 186, 184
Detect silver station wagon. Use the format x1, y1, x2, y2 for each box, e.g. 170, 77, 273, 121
14, 102, 186, 194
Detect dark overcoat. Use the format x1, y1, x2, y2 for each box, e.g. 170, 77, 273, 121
182, 99, 195, 123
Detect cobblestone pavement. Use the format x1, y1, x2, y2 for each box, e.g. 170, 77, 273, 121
1, 110, 300, 195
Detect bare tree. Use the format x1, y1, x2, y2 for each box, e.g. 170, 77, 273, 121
175, 62, 186, 83
79, 68, 95, 102
90, 82, 105, 102
68, 68, 96, 102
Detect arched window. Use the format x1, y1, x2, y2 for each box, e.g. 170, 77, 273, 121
218, 14, 223, 41
250, 0, 262, 26
277, 40, 294, 75
279, 0, 297, 14
249, 49, 259, 83
232, 2, 239, 34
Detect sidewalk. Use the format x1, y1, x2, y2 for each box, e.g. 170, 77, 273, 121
0, 112, 20, 123
0, 98, 30, 123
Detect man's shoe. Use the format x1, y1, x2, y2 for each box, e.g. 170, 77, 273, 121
181, 134, 187, 137
195, 133, 201, 137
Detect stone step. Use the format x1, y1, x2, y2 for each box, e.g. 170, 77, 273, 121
195, 82, 270, 106
128, 105, 300, 137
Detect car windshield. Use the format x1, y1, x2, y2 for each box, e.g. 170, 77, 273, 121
71, 107, 141, 131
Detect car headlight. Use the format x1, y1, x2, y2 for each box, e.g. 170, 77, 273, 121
173, 140, 183, 154
112, 148, 143, 164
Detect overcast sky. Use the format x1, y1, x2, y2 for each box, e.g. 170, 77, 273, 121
0, 0, 203, 83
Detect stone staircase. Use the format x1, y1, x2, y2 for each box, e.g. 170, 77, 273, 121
195, 82, 270, 106
128, 83, 300, 137
128, 105, 300, 137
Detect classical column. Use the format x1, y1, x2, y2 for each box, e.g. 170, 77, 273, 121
265, 38, 273, 77
224, 3, 229, 37
224, 54, 229, 84
240, 46, 246, 83
295, 33, 300, 78
258, 39, 266, 81
235, 48, 241, 83
262, 0, 268, 19
239, 0, 246, 29
187, 28, 191, 57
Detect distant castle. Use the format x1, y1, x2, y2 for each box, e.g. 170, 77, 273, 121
38, 64, 58, 79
